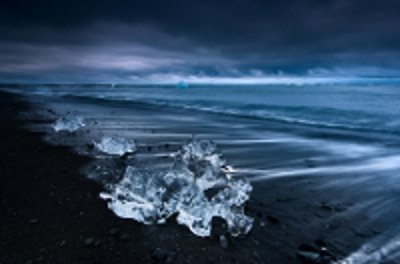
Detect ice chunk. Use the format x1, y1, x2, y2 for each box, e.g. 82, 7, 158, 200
100, 167, 166, 224
94, 137, 137, 156
179, 139, 227, 190
52, 114, 85, 132
211, 179, 253, 236
176, 81, 189, 89
181, 139, 217, 161
100, 139, 253, 237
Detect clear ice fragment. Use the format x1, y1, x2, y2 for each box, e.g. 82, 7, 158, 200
100, 139, 253, 237
94, 137, 137, 156
52, 114, 85, 132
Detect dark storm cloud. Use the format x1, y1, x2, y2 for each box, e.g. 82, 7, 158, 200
1, 0, 400, 81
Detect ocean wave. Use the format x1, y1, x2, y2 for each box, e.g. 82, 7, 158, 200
57, 92, 400, 137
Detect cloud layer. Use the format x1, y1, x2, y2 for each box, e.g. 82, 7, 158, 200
1, 0, 400, 82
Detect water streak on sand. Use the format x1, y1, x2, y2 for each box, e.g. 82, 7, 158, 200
249, 155, 400, 181
337, 233, 400, 264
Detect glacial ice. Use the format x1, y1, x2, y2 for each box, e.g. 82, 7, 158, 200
100, 139, 253, 237
52, 115, 85, 132
94, 137, 137, 156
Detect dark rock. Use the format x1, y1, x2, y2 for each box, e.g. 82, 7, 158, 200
84, 237, 94, 247
86, 143, 94, 150
59, 240, 66, 247
120, 233, 130, 240
275, 197, 291, 203
93, 239, 102, 247
219, 235, 229, 248
297, 244, 321, 263
352, 228, 370, 238
206, 256, 216, 263
266, 215, 280, 225
151, 247, 168, 262
29, 218, 39, 225
165, 250, 176, 264
109, 227, 119, 236
320, 203, 334, 212
297, 243, 336, 264
211, 217, 228, 240
315, 239, 327, 248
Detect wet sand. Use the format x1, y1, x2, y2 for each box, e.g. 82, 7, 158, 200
1, 90, 399, 264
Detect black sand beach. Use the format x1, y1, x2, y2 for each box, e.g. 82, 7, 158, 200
0, 92, 149, 263
0, 91, 270, 263
1, 89, 400, 264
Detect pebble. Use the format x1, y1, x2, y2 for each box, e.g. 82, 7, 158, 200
109, 227, 119, 236
120, 233, 130, 240
266, 215, 280, 225
151, 247, 168, 261
219, 235, 229, 248
60, 240, 66, 247
297, 242, 336, 263
93, 239, 102, 247
29, 219, 39, 225
84, 237, 94, 247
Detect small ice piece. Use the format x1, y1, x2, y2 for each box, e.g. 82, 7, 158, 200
94, 137, 137, 156
181, 139, 217, 161
52, 114, 85, 132
101, 139, 254, 237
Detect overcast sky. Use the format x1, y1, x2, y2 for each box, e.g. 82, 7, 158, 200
1, 0, 400, 82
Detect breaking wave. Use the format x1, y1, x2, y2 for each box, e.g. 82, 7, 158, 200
59, 93, 400, 137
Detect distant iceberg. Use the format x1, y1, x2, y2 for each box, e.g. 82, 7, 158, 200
176, 81, 189, 89
100, 139, 253, 237
52, 115, 85, 132
94, 137, 137, 156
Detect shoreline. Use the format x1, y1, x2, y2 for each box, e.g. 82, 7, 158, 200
1, 90, 397, 263
0, 91, 267, 264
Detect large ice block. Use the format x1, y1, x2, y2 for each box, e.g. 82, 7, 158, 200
100, 139, 253, 237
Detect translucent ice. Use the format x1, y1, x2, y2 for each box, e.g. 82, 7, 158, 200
101, 139, 253, 237
176, 81, 189, 89
178, 139, 227, 190
100, 167, 167, 224
94, 137, 137, 156
52, 115, 85, 132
